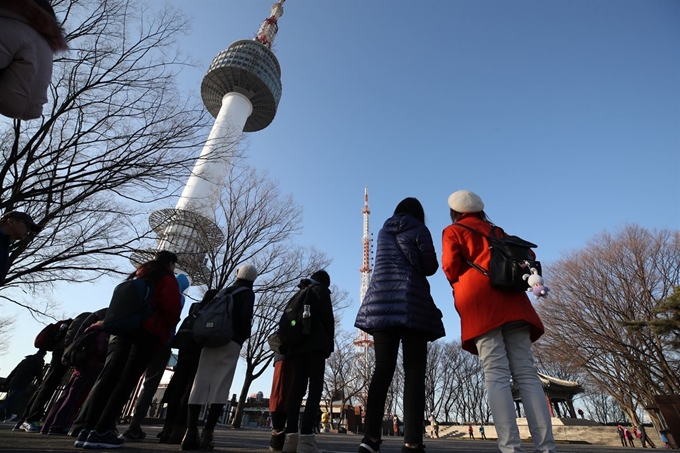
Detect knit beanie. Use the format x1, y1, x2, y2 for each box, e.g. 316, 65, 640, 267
310, 270, 330, 287
237, 264, 258, 282
447, 190, 484, 213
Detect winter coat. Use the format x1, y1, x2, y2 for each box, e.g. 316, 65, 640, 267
441, 214, 545, 354
135, 267, 182, 348
3, 352, 44, 390
226, 279, 256, 346
288, 279, 335, 358
355, 213, 445, 341
0, 0, 67, 120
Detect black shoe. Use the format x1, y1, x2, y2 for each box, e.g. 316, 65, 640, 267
83, 430, 124, 449
181, 428, 200, 451
199, 429, 214, 451
401, 445, 426, 453
120, 427, 146, 441
270, 430, 285, 451
158, 427, 172, 444
74, 429, 90, 448
359, 436, 382, 453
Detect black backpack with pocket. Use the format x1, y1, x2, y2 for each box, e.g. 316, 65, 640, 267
457, 223, 541, 292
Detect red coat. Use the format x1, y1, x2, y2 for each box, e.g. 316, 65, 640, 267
441, 214, 544, 354
137, 270, 181, 348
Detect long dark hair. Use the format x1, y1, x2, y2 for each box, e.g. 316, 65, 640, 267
394, 197, 425, 224
128, 251, 177, 284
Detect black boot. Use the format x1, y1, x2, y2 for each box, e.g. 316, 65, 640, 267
199, 429, 214, 452
181, 428, 200, 451
270, 430, 285, 451
169, 425, 187, 445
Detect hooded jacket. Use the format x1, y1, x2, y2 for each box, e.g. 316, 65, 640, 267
441, 214, 545, 354
0, 0, 68, 120
355, 213, 445, 341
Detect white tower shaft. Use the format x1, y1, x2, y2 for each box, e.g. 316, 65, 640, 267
175, 92, 253, 214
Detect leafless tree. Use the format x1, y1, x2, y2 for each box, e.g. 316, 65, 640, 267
323, 329, 368, 430
0, 0, 218, 317
536, 224, 680, 425
0, 316, 15, 355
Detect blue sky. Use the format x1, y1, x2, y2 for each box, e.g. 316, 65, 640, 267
3, 1, 679, 399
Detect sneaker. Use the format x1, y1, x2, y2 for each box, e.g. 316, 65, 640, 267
48, 427, 69, 435
359, 436, 382, 453
12, 421, 24, 431
119, 427, 146, 441
270, 430, 285, 451
4, 413, 17, 423
83, 430, 124, 449
21, 421, 41, 433
74, 429, 90, 448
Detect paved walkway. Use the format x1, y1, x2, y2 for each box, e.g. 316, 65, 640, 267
0, 423, 660, 452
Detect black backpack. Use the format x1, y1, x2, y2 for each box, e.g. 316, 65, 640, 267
62, 329, 98, 367
192, 287, 248, 348
276, 284, 314, 350
103, 278, 153, 335
172, 302, 201, 350
457, 223, 541, 292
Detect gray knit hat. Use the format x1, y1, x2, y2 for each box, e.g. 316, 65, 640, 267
236, 264, 258, 282
447, 190, 484, 213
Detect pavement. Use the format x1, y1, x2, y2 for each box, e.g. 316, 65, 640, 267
0, 422, 663, 452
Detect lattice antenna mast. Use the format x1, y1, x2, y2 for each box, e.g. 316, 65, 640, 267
355, 187, 374, 350
255, 0, 285, 49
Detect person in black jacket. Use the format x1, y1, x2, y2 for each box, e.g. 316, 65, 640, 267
159, 289, 218, 445
354, 197, 445, 453
281, 270, 334, 453
181, 265, 258, 452
0, 350, 45, 422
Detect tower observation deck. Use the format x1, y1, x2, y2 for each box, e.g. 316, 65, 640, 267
132, 1, 286, 284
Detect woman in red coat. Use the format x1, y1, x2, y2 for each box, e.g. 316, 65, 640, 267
441, 190, 556, 453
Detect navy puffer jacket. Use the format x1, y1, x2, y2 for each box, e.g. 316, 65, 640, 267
355, 213, 445, 341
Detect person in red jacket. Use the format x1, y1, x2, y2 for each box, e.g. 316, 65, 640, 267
441, 190, 556, 453
74, 251, 181, 450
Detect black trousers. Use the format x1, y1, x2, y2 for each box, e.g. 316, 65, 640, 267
82, 329, 157, 432
129, 345, 171, 428
363, 330, 427, 445
23, 351, 69, 423
285, 352, 326, 435
162, 347, 200, 428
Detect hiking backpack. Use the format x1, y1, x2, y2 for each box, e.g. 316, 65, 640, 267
275, 284, 314, 351
62, 329, 98, 367
192, 287, 248, 348
103, 278, 153, 336
34, 319, 71, 351
457, 223, 541, 292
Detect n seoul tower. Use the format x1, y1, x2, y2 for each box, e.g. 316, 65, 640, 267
134, 1, 286, 284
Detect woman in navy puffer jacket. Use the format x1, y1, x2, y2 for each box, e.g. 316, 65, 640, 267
355, 197, 445, 453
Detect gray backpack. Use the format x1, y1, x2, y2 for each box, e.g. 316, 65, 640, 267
193, 286, 248, 348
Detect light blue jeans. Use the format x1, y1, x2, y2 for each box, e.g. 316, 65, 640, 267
475, 322, 556, 453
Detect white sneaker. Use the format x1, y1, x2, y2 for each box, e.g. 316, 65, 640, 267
4, 414, 17, 423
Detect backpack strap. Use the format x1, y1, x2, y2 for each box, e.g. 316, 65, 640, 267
453, 223, 491, 276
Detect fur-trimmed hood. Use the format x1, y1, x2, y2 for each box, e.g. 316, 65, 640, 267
0, 0, 67, 52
